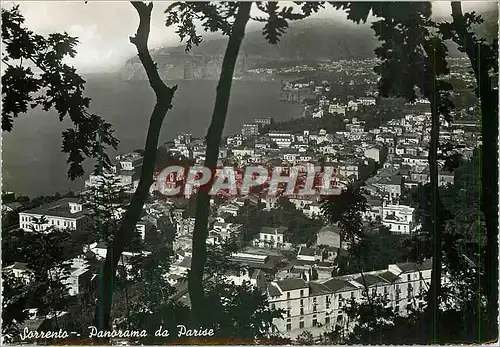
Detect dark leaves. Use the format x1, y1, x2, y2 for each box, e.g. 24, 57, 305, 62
1, 5, 118, 179
165, 2, 326, 50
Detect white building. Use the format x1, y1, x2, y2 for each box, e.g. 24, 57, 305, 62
268, 131, 294, 148
381, 203, 415, 234
267, 259, 433, 339
116, 152, 143, 171
328, 103, 347, 116
19, 198, 91, 233
358, 96, 377, 106
254, 226, 287, 248
364, 146, 388, 164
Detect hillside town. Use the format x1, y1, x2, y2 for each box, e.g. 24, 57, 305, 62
2, 70, 481, 341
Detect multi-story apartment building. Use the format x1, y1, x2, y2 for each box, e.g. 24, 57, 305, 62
267, 259, 433, 338
19, 198, 91, 233
254, 117, 273, 127
241, 123, 260, 137
268, 130, 294, 148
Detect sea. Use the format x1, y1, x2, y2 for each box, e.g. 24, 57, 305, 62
1, 73, 302, 198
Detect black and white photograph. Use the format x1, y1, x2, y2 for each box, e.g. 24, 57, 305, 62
1, 0, 499, 345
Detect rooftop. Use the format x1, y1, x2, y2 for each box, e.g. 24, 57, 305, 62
323, 278, 357, 292
354, 274, 388, 287
21, 198, 88, 219
276, 278, 309, 292
308, 282, 332, 296
298, 246, 316, 257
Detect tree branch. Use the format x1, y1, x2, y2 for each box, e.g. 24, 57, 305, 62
130, 1, 175, 97
94, 1, 177, 333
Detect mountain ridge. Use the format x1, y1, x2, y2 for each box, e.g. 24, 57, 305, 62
121, 13, 497, 80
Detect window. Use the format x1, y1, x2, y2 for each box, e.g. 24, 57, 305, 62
287, 292, 291, 299
300, 290, 304, 297
286, 323, 292, 332
371, 288, 376, 296
313, 319, 317, 327
300, 308, 304, 315
300, 299, 304, 307
287, 309, 291, 318
351, 292, 355, 299
299, 321, 304, 329
325, 317, 331, 325
407, 274, 411, 282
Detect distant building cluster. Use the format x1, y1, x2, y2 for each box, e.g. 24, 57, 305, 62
3, 57, 480, 342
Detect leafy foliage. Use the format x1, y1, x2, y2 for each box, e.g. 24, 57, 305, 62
1, 5, 118, 179
203, 278, 284, 340
1, 221, 79, 340
296, 330, 315, 345
165, 1, 326, 51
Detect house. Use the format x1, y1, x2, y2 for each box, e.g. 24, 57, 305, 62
212, 222, 243, 241
438, 171, 455, 186
297, 246, 323, 262
316, 226, 341, 249
3, 262, 31, 284
2, 201, 22, 215
226, 268, 267, 290
255, 226, 287, 248
364, 146, 388, 164
217, 203, 241, 217
328, 103, 346, 116
64, 267, 92, 296
381, 203, 416, 234
18, 198, 91, 233
116, 152, 143, 171
241, 123, 260, 137
358, 96, 377, 106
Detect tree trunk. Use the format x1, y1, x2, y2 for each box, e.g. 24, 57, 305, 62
94, 1, 177, 333
425, 47, 442, 344
450, 2, 499, 339
188, 2, 252, 324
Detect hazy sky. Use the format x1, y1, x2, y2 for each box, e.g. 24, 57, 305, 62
3, 1, 498, 72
